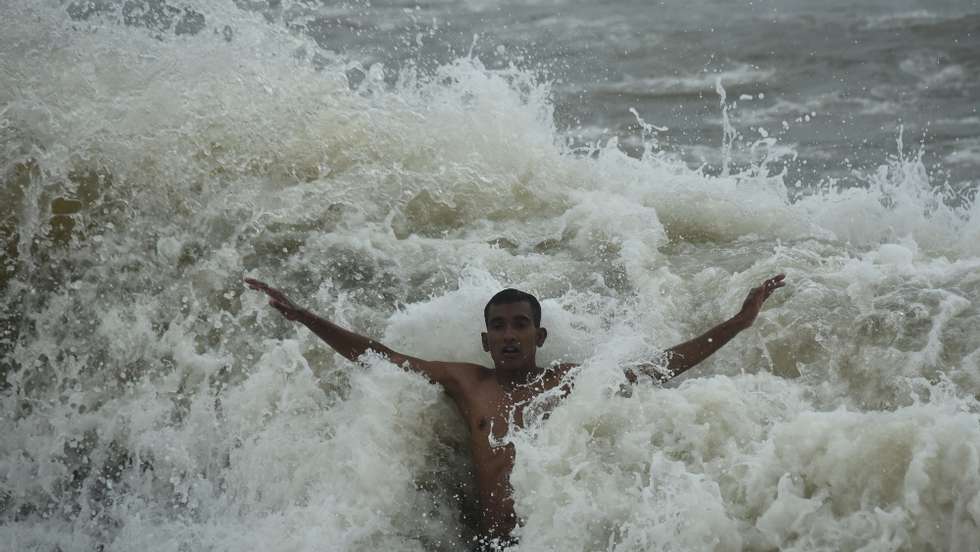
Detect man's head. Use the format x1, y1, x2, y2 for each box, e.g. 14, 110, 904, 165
482, 289, 547, 372
484, 289, 541, 327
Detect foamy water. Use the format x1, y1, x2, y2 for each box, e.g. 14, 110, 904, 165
2, 2, 979, 551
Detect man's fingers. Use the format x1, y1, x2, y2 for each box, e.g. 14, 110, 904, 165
246, 278, 301, 320
245, 278, 289, 301
245, 277, 268, 291
759, 274, 787, 300
245, 278, 284, 297
763, 274, 786, 289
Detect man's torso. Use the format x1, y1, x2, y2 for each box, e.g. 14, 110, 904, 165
447, 363, 575, 537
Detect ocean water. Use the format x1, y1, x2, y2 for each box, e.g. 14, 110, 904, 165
1, 1, 979, 551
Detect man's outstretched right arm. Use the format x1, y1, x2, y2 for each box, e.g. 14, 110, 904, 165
245, 278, 465, 392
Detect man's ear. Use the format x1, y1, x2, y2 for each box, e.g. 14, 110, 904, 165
481, 332, 490, 352
536, 327, 547, 347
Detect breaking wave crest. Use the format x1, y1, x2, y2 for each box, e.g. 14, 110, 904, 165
2, 2, 979, 551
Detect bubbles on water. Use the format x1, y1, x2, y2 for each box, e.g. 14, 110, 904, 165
2, 1, 980, 551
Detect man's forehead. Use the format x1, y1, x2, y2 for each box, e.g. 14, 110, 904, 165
486, 301, 534, 319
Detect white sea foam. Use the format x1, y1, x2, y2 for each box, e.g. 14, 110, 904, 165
719, 94, 900, 130
510, 374, 980, 550
935, 116, 980, 128
594, 65, 774, 98
2, 2, 979, 551
859, 10, 942, 31
945, 138, 980, 167
899, 53, 967, 93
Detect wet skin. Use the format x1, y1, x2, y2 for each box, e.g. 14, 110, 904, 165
453, 359, 574, 536
245, 275, 785, 539
465, 302, 573, 536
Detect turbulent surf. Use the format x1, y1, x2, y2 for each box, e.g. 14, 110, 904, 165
2, 1, 979, 551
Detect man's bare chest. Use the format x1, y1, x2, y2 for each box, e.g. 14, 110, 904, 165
455, 366, 574, 446
468, 395, 525, 442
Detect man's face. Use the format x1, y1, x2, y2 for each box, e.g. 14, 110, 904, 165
482, 301, 547, 371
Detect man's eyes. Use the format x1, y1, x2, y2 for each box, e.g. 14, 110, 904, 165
490, 320, 530, 330
496, 323, 528, 329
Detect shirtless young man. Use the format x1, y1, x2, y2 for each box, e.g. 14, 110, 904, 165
245, 274, 786, 544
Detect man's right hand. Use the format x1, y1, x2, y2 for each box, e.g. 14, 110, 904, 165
245, 278, 305, 321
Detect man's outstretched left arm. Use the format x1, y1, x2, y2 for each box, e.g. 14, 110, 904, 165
628, 274, 786, 384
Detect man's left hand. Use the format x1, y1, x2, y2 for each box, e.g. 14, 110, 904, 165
735, 274, 786, 329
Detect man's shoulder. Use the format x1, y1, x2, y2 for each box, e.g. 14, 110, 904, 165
549, 363, 578, 376
429, 361, 491, 381
542, 363, 578, 395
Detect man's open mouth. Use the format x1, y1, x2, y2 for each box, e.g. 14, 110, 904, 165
501, 346, 520, 355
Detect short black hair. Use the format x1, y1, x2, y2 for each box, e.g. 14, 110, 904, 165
484, 289, 542, 327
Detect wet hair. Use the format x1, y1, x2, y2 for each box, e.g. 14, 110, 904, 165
484, 288, 542, 327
